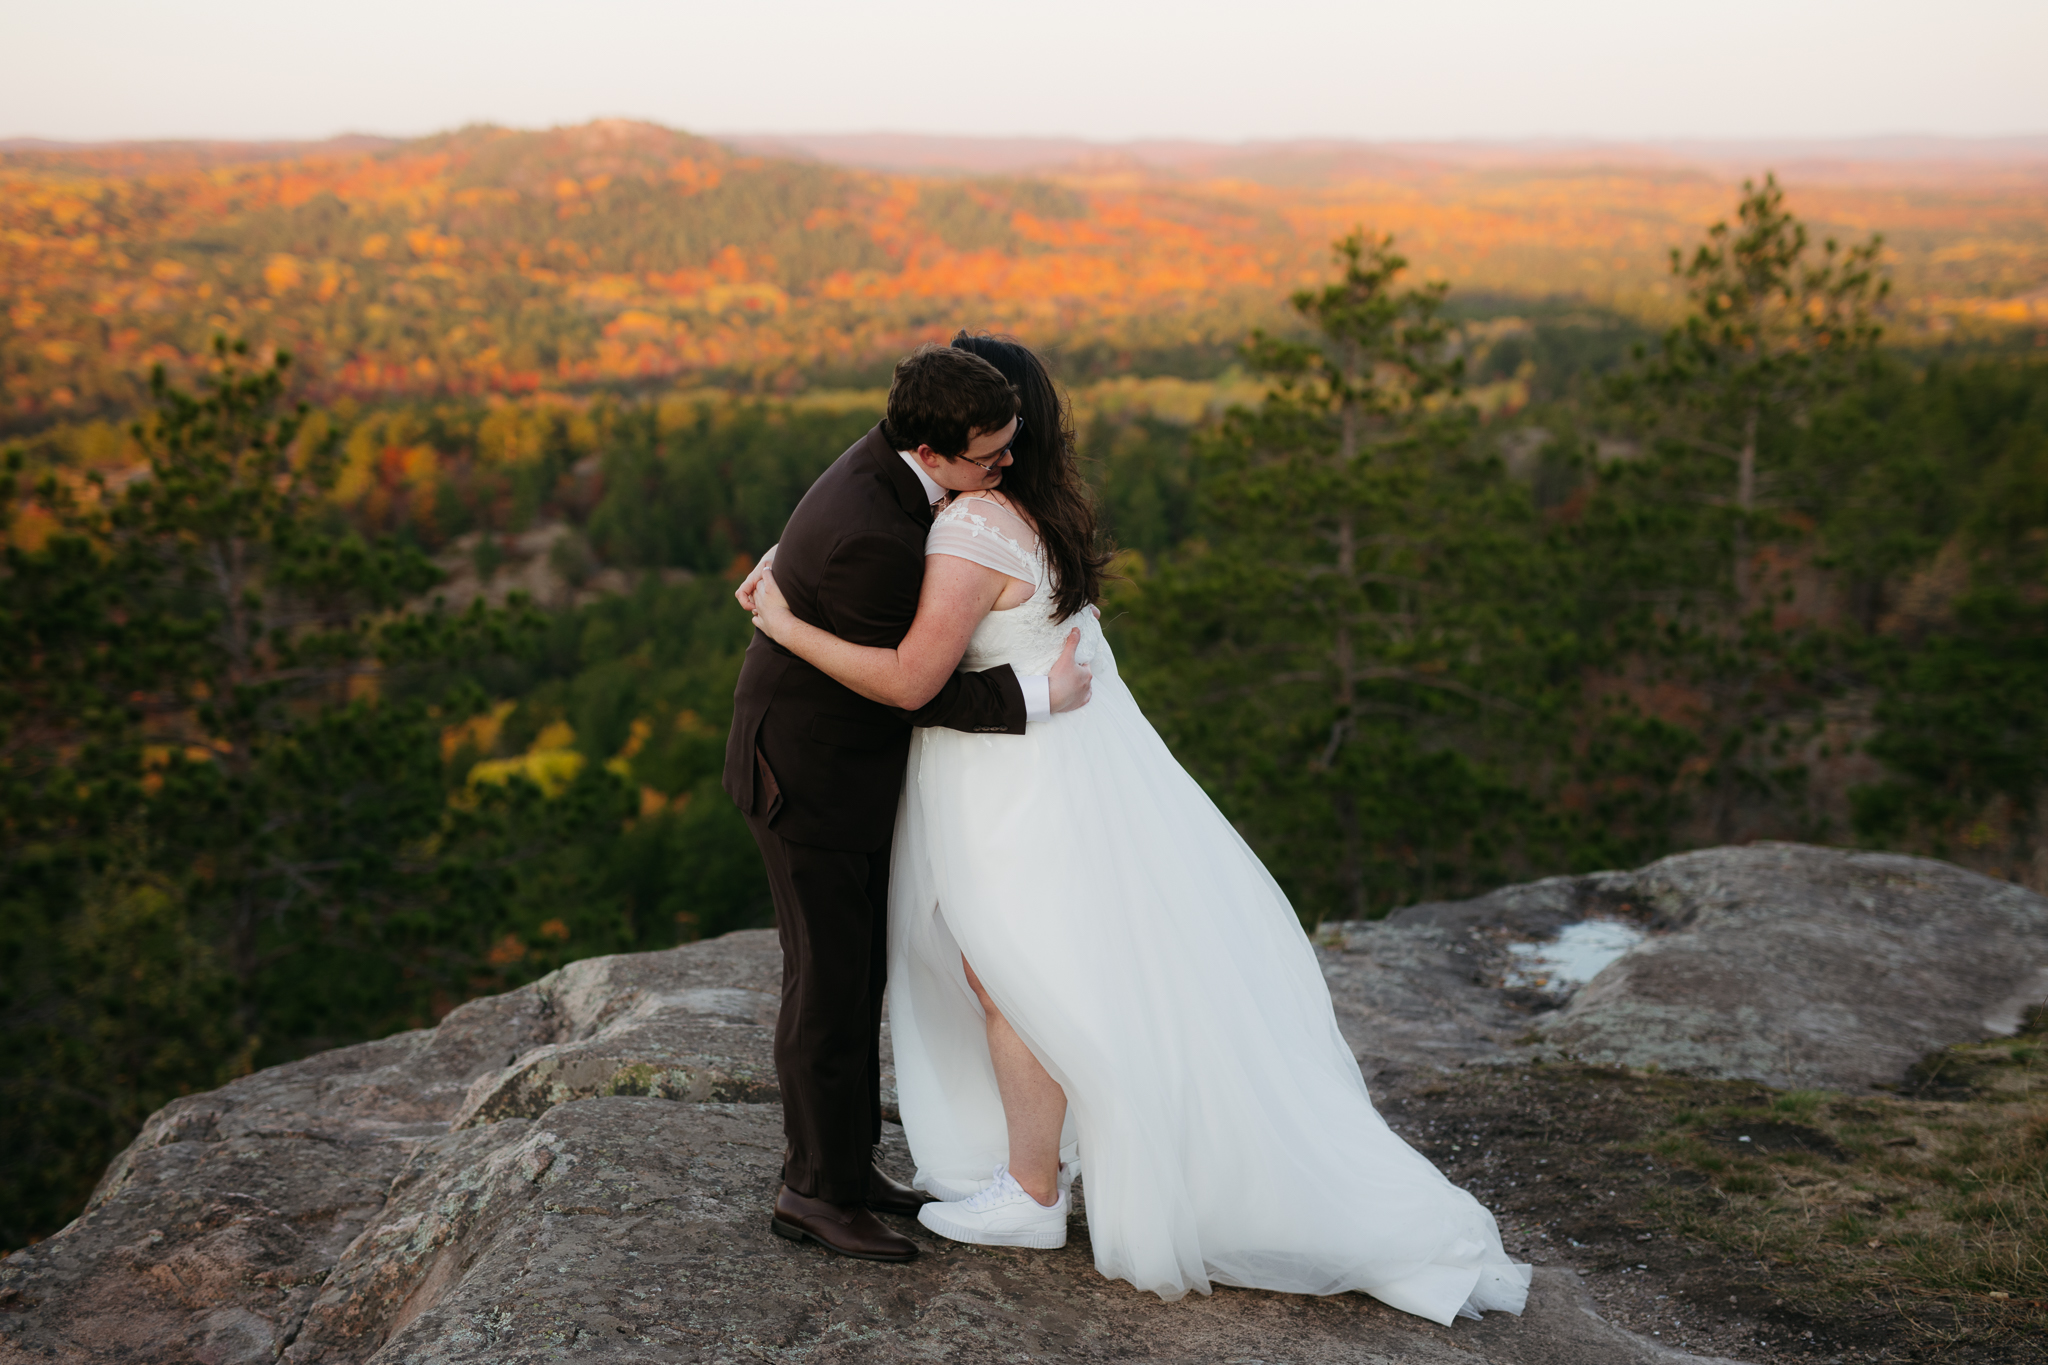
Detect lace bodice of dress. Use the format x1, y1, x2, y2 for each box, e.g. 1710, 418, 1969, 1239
928, 496, 1110, 678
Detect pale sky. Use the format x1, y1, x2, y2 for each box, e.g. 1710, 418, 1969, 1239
4, 0, 2043, 144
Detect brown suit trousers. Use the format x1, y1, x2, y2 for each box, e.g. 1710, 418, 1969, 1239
743, 752, 891, 1202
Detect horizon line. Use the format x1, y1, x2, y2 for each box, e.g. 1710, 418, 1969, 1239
6, 124, 2048, 152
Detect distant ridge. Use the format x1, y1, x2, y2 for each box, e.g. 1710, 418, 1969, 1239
0, 134, 403, 176
0, 135, 399, 154
10, 128, 2044, 185
719, 131, 2048, 185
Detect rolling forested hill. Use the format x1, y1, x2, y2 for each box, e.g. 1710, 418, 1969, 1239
5, 120, 2046, 432
1, 120, 1289, 426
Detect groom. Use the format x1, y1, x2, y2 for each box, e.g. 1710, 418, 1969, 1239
724, 344, 1091, 1262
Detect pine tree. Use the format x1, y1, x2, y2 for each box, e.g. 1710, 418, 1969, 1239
1119, 236, 1548, 920
1623, 174, 1888, 602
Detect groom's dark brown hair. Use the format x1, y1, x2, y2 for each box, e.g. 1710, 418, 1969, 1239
882, 343, 1017, 457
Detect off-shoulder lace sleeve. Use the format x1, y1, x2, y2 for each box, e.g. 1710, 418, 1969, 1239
927, 496, 1042, 585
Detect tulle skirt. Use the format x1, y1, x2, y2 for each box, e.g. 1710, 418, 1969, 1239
886, 652, 1531, 1324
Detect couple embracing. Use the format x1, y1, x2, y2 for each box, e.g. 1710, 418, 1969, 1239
721, 336, 1530, 1325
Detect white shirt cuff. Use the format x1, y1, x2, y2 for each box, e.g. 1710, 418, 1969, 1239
1020, 674, 1052, 723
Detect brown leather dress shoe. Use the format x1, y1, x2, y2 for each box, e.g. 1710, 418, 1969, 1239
770, 1185, 918, 1262
867, 1160, 937, 1216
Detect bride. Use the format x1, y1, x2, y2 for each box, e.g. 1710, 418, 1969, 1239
747, 333, 1530, 1326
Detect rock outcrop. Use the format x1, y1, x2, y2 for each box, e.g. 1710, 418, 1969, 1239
0, 935, 1730, 1364
14, 841, 2042, 1363
0, 934, 795, 1364
1376, 843, 2048, 1090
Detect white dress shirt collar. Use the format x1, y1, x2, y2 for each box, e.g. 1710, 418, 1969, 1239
897, 449, 948, 508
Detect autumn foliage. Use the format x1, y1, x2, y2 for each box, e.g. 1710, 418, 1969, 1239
5, 120, 2045, 431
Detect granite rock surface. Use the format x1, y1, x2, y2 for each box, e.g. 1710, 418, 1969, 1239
0, 1086, 1736, 1365
21, 841, 2044, 1362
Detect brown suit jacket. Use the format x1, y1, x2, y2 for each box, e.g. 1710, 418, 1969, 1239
722, 425, 1025, 850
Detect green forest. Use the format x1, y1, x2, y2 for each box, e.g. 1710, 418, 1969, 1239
3, 176, 2046, 1249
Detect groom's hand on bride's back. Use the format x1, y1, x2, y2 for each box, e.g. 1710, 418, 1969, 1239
1050, 628, 1092, 713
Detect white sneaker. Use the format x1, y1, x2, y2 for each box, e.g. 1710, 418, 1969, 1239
923, 1159, 1079, 1203
917, 1165, 1069, 1249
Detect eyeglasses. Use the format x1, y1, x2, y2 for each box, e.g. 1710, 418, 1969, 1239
962, 416, 1023, 472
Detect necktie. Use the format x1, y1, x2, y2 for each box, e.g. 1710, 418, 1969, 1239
932, 496, 948, 516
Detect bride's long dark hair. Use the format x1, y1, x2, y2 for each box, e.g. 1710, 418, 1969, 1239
948, 331, 1111, 620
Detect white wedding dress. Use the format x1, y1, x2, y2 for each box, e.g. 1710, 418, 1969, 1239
887, 496, 1531, 1325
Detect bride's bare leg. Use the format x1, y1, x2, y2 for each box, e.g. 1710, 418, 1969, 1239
962, 955, 1066, 1205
